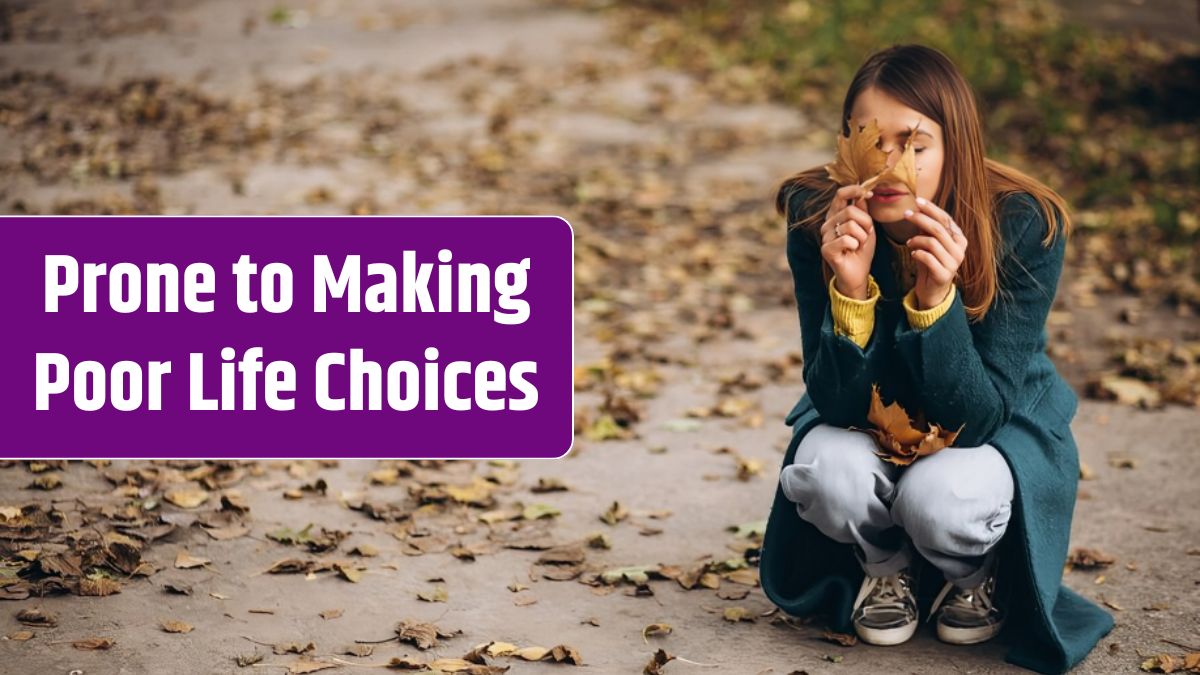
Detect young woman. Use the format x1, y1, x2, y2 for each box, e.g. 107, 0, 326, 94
759, 44, 1113, 674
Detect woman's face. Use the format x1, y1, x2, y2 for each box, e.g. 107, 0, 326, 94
849, 86, 944, 225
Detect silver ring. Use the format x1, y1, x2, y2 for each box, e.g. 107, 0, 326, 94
835, 223, 842, 237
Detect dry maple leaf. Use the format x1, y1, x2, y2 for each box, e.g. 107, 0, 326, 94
826, 118, 889, 187
849, 383, 962, 466
825, 117, 922, 195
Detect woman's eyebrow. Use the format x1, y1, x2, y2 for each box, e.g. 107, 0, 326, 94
898, 128, 934, 140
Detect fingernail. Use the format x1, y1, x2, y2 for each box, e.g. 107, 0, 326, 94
904, 209, 913, 217
916, 197, 926, 205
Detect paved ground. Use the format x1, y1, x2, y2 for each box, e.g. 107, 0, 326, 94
1, 1, 1197, 673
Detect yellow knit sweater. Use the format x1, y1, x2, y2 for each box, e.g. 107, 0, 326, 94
829, 234, 956, 348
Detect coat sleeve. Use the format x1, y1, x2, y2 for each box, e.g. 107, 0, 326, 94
891, 194, 1065, 447
785, 188, 886, 429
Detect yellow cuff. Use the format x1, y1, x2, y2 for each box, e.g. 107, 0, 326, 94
829, 274, 880, 349
903, 284, 956, 330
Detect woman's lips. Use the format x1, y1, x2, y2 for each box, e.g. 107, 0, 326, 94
871, 191, 908, 203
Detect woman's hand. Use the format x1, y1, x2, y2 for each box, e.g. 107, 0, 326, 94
820, 184, 877, 299
902, 197, 968, 309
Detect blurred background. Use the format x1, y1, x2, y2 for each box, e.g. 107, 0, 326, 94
0, 1, 1197, 673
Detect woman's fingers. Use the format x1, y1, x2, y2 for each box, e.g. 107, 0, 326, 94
906, 235, 956, 274
910, 249, 954, 285
913, 198, 968, 248
823, 205, 873, 245
839, 219, 870, 245
835, 184, 869, 204
903, 208, 961, 258
915, 197, 954, 229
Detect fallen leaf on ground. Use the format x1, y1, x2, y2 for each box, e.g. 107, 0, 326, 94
418, 585, 448, 602
175, 550, 210, 569
16, 608, 57, 627
644, 648, 675, 675
642, 623, 672, 642
72, 637, 114, 650
1066, 547, 1116, 570
160, 619, 193, 634
164, 487, 210, 509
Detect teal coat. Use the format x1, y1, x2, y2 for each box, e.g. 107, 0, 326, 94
760, 189, 1114, 673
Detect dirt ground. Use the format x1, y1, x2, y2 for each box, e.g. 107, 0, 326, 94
1, 1, 1197, 673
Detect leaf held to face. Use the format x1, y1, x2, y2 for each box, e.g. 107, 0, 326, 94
826, 117, 923, 195
825, 118, 889, 188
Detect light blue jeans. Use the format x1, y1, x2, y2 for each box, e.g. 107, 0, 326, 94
780, 423, 1014, 589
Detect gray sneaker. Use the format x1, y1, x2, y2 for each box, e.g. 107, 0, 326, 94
851, 569, 918, 645
929, 572, 1005, 645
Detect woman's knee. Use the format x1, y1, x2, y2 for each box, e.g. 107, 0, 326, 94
781, 424, 895, 521
891, 445, 1014, 554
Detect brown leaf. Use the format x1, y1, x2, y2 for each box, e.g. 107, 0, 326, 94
537, 544, 586, 566
722, 606, 753, 622
266, 558, 313, 574
79, 575, 122, 596
274, 642, 315, 655
395, 619, 461, 650
72, 637, 114, 650
1066, 547, 1116, 570
825, 117, 889, 188
851, 384, 961, 466
26, 474, 63, 490
1140, 653, 1183, 673
16, 608, 57, 627
600, 501, 629, 526
642, 623, 672, 642
160, 619, 193, 634
164, 487, 210, 509
175, 549, 211, 569
288, 659, 336, 674
821, 630, 858, 647
237, 652, 265, 667
417, 585, 448, 602
644, 648, 675, 675
531, 477, 569, 493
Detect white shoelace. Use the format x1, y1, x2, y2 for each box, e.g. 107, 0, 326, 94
928, 578, 995, 623
853, 573, 912, 616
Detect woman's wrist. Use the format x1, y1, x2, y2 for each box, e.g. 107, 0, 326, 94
834, 277, 870, 300
916, 285, 952, 310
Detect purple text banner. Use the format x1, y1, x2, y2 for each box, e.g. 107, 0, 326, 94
0, 216, 574, 459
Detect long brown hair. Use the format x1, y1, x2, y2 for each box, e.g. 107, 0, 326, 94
775, 43, 1072, 323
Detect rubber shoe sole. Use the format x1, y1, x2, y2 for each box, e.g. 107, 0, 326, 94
855, 618, 918, 646
936, 617, 1005, 645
